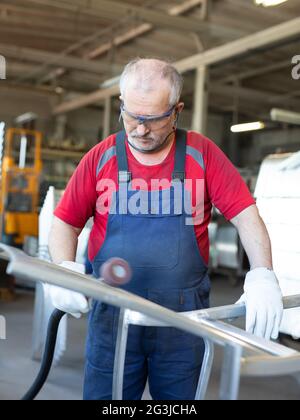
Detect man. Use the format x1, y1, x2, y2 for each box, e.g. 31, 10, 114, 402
48, 58, 283, 400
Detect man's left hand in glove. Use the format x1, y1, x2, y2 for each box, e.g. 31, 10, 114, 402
237, 267, 283, 340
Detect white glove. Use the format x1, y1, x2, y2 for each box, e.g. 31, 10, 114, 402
237, 267, 283, 340
45, 261, 90, 319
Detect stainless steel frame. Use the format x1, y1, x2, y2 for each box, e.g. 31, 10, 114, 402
1, 244, 300, 400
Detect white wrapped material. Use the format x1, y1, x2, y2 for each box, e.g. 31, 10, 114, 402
280, 309, 300, 340
255, 153, 300, 198
33, 186, 92, 363
277, 277, 300, 339
33, 187, 66, 363
271, 250, 300, 281
256, 198, 300, 225
76, 219, 93, 265
278, 150, 300, 171
255, 152, 300, 338
265, 224, 300, 253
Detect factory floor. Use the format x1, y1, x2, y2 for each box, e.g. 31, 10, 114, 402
0, 276, 299, 400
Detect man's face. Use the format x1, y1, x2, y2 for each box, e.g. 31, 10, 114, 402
121, 80, 182, 153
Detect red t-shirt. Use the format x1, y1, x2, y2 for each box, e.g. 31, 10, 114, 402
54, 131, 255, 264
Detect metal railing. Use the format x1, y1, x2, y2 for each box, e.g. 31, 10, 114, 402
1, 243, 300, 400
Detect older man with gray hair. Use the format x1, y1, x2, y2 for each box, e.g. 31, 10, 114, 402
49, 58, 283, 400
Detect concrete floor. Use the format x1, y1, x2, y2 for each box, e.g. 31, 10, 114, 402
0, 276, 299, 400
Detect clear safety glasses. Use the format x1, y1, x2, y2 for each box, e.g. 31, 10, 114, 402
119, 102, 176, 131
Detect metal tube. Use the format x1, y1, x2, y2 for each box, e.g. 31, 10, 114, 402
1, 244, 300, 360
198, 318, 297, 357
112, 308, 129, 400
195, 339, 215, 400
2, 244, 300, 401
241, 354, 300, 377
219, 344, 242, 400
2, 249, 263, 354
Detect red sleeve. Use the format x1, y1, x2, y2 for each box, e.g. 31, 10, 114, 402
54, 150, 97, 228
204, 138, 255, 220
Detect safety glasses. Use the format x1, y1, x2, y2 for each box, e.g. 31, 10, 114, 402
119, 102, 176, 130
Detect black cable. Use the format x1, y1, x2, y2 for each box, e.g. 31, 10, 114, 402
21, 309, 66, 400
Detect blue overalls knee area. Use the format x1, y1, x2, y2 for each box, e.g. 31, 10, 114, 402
84, 129, 210, 400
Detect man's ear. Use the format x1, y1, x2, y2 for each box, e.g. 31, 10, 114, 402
177, 102, 184, 113
173, 102, 184, 128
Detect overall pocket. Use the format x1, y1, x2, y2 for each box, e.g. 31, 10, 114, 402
154, 279, 211, 352
122, 211, 181, 269
86, 301, 118, 370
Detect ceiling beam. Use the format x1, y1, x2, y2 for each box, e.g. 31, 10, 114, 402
25, 0, 205, 33
85, 0, 237, 36
54, 85, 119, 114
56, 81, 300, 115
86, 0, 204, 60
131, 37, 196, 58
0, 3, 103, 24
0, 24, 83, 43
40, 0, 204, 84
6, 60, 40, 75
52, 17, 300, 115
200, 0, 210, 20
6, 61, 103, 88
175, 17, 300, 72
210, 83, 300, 110
0, 43, 116, 74
25, 0, 236, 37
270, 88, 300, 103
225, 0, 294, 22
86, 24, 152, 59
0, 9, 104, 35
217, 59, 292, 84
0, 81, 59, 96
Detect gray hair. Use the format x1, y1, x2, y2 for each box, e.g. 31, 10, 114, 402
119, 58, 183, 106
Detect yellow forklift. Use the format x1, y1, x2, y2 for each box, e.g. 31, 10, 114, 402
0, 127, 42, 246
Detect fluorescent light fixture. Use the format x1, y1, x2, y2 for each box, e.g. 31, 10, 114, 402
255, 0, 288, 6
230, 121, 265, 133
270, 108, 300, 125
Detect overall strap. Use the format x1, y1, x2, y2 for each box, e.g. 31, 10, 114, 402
172, 128, 187, 182
115, 130, 131, 183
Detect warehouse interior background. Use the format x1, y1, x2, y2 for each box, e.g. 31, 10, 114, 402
0, 0, 300, 400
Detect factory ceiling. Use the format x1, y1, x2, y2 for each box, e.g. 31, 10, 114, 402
0, 0, 299, 119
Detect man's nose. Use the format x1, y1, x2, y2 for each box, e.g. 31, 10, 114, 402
136, 123, 150, 136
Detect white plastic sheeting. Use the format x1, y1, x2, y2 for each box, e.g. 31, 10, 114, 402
32, 186, 92, 363
255, 152, 300, 339
32, 187, 66, 362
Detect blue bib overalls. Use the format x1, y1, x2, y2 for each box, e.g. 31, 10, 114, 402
83, 130, 210, 400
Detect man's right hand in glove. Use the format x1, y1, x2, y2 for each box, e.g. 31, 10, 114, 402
45, 261, 90, 319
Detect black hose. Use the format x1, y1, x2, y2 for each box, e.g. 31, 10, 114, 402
21, 309, 66, 400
